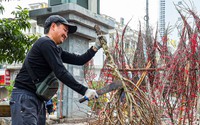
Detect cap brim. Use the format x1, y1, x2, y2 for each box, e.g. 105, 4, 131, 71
62, 22, 77, 34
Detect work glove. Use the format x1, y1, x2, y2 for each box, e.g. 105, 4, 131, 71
84, 89, 98, 101
94, 35, 107, 50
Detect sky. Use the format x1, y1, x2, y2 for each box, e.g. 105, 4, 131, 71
100, 0, 159, 29
1, 0, 159, 30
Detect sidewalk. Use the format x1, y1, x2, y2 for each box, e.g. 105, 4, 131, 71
0, 114, 93, 125
53, 123, 88, 125
0, 117, 89, 125
46, 115, 91, 125
46, 118, 89, 125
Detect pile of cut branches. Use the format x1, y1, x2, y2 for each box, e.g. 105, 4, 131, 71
88, 25, 161, 125
86, 2, 200, 125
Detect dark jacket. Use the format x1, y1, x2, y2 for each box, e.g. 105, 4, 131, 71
14, 36, 96, 95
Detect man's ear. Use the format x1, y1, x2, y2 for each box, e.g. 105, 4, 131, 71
51, 23, 57, 31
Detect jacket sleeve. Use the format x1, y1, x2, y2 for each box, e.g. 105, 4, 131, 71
60, 46, 97, 65
40, 41, 88, 95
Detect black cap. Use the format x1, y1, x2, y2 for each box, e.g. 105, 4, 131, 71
44, 15, 77, 34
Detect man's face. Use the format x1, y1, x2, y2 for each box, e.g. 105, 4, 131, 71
51, 23, 69, 45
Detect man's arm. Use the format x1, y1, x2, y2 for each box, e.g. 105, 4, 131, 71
60, 46, 97, 65
40, 41, 88, 95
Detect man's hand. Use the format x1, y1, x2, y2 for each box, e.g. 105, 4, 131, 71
94, 35, 107, 50
84, 89, 98, 101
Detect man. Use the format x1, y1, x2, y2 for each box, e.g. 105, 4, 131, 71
10, 15, 103, 125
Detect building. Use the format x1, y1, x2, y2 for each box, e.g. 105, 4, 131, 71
159, 0, 200, 52
48, 0, 100, 14
89, 14, 138, 81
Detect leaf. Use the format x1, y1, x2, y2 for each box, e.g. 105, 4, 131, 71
0, 5, 39, 64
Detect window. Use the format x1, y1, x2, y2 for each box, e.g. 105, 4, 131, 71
77, 0, 88, 9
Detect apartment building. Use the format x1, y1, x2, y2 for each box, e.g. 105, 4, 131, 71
159, 0, 200, 46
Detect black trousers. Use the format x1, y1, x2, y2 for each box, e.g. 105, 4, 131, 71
10, 88, 46, 125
